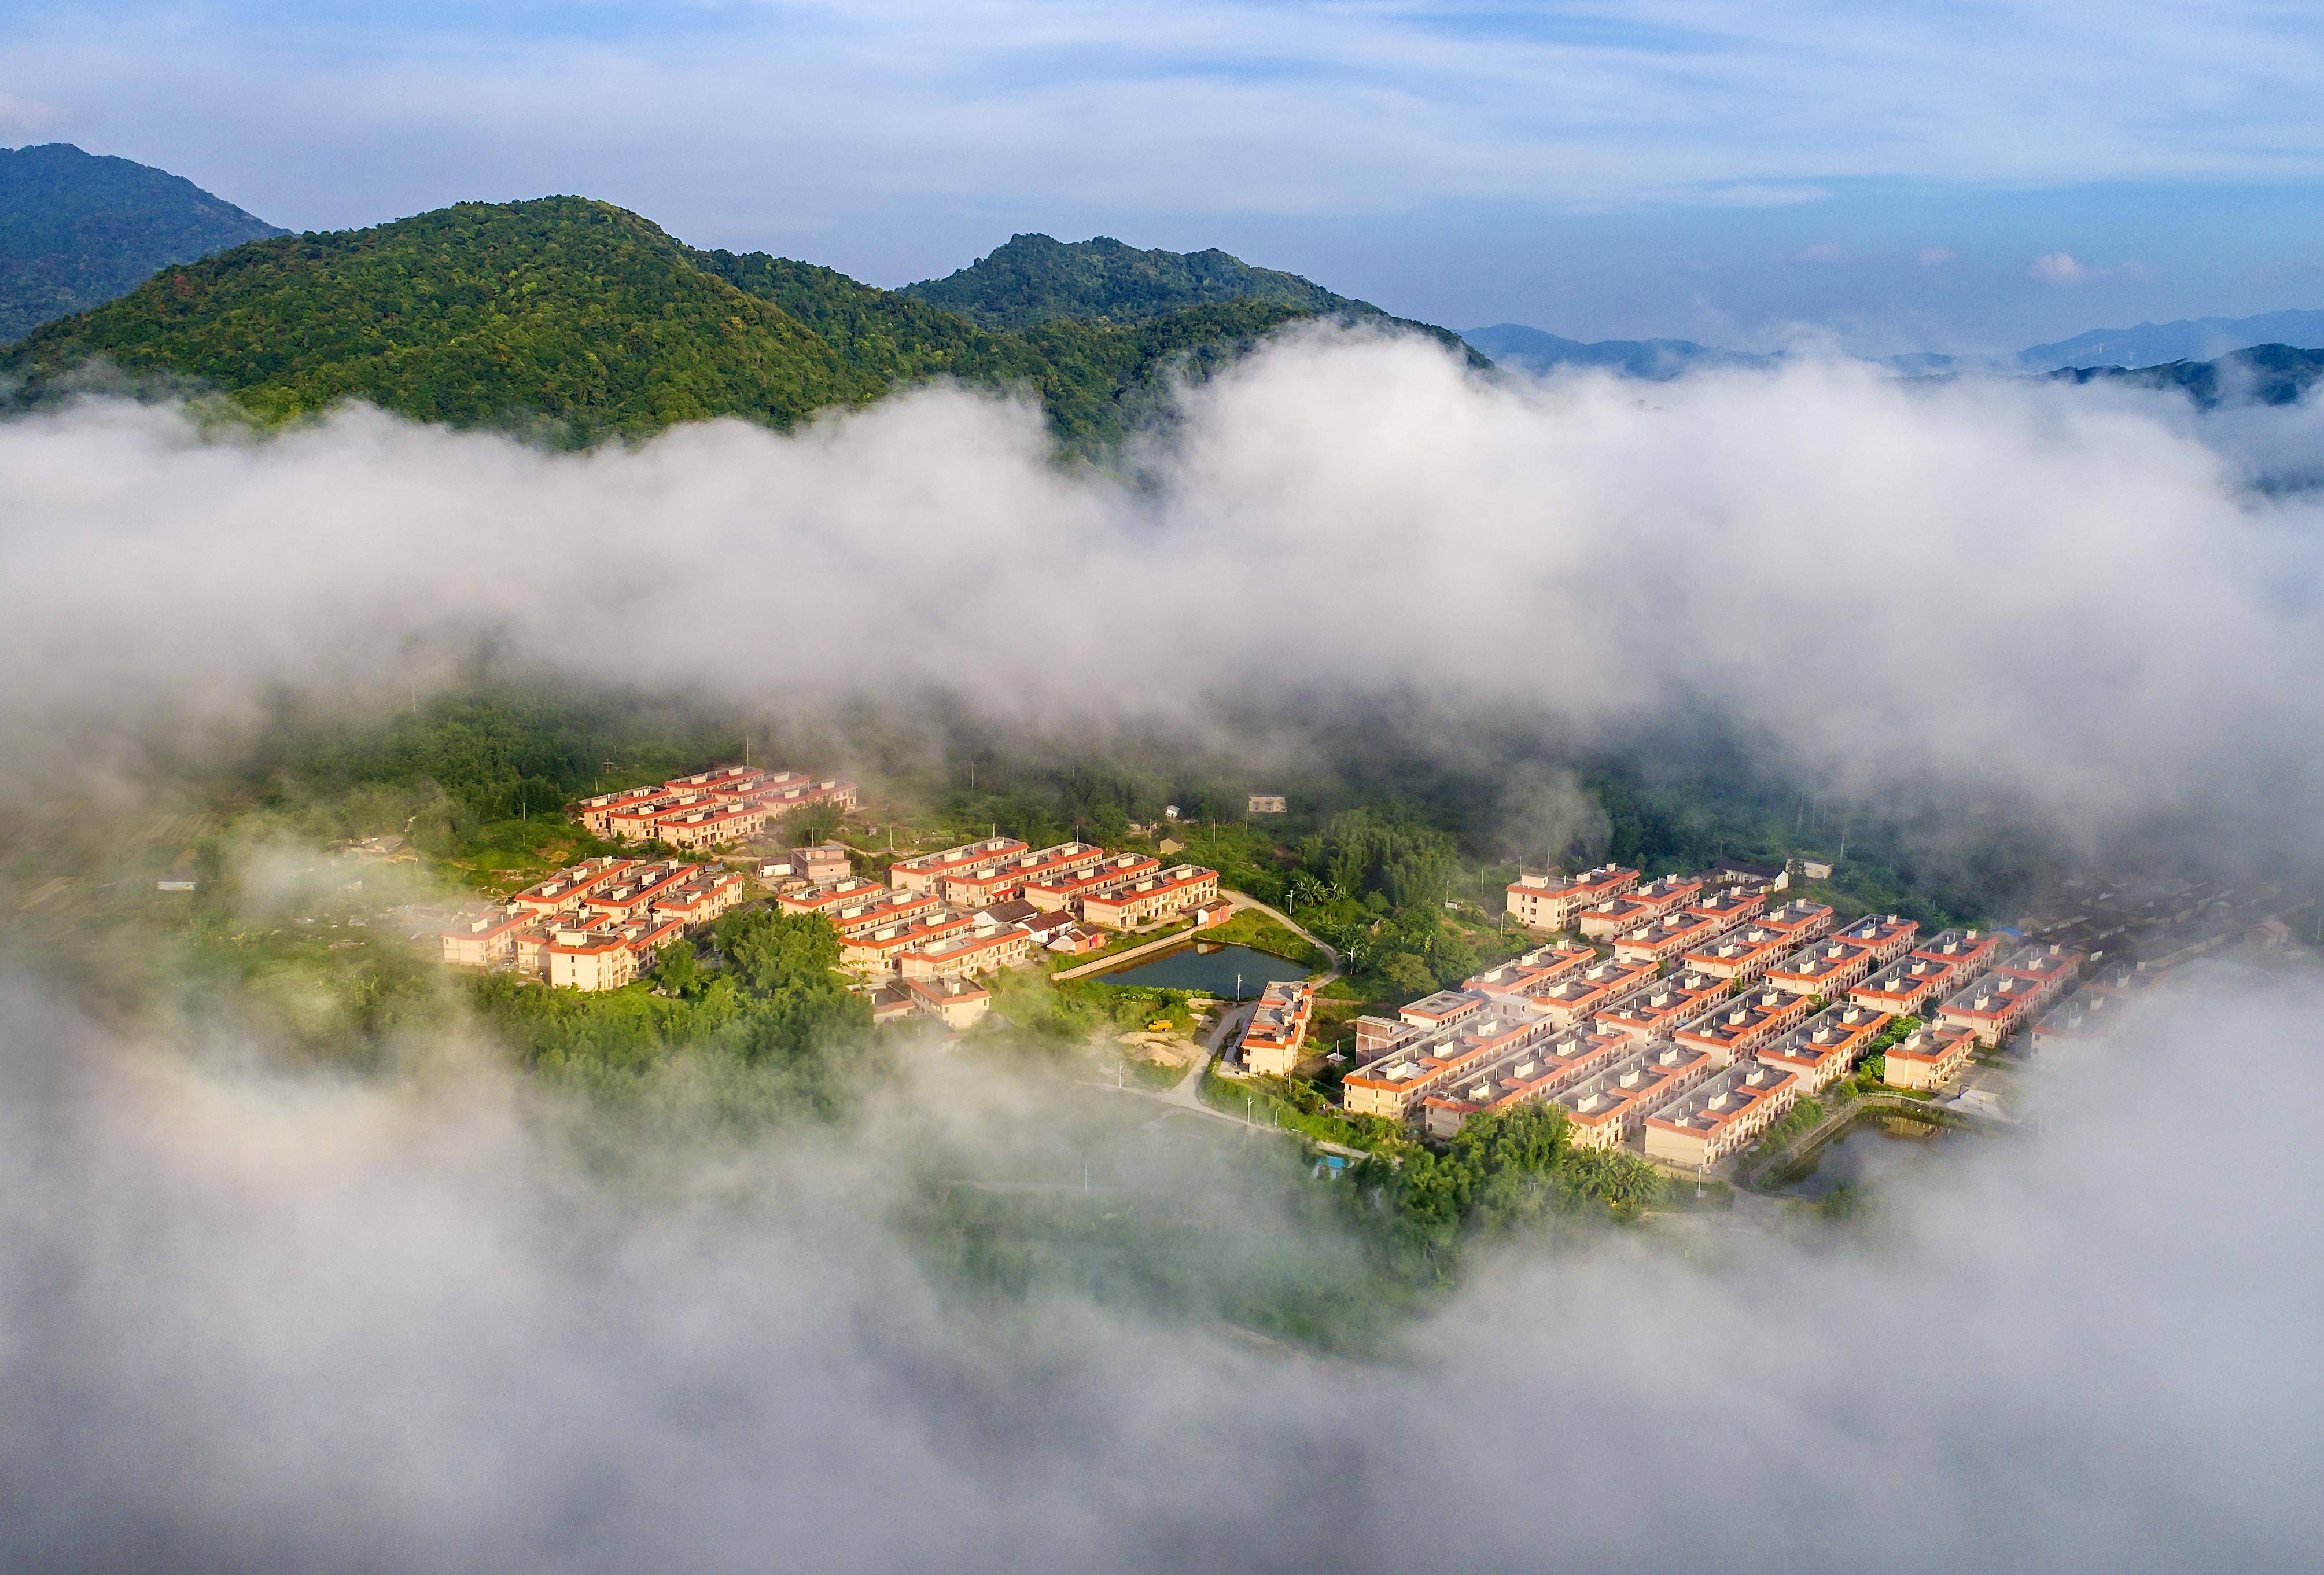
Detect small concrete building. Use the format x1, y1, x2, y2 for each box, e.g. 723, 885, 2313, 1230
904, 974, 991, 1032
791, 842, 852, 885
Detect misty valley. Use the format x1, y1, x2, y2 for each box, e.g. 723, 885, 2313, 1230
7, 154, 2324, 1567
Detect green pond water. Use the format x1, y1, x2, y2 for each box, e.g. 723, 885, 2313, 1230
1093, 942, 1310, 998
1774, 1110, 1949, 1198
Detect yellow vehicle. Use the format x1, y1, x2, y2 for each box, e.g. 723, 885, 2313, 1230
1147, 1018, 1174, 1032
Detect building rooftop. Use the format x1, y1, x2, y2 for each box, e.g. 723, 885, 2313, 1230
1506, 863, 1637, 897
1645, 1062, 1797, 1136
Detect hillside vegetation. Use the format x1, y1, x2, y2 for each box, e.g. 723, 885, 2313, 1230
6, 198, 1461, 450
903, 231, 1367, 329
1, 142, 283, 342
906, 231, 1476, 358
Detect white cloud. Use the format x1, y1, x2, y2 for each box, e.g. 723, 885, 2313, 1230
2031, 251, 2093, 284
8, 2, 2324, 235
2031, 252, 2149, 285
1701, 182, 1831, 207
0, 87, 59, 137
2, 947, 2321, 1569
3, 330, 2322, 856
1914, 245, 1957, 267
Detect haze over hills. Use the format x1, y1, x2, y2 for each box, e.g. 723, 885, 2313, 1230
2053, 343, 2324, 407
2016, 310, 2324, 371
1468, 314, 2324, 404
3, 197, 1440, 450
0, 142, 284, 343
1460, 323, 1773, 379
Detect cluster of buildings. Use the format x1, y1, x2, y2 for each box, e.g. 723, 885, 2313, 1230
2013, 876, 2314, 1051
439, 856, 747, 991
1322, 863, 2108, 1171
771, 834, 1224, 1033
573, 766, 858, 851
441, 758, 1243, 1039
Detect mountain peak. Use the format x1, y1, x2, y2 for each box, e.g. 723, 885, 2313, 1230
1, 142, 285, 341
901, 232, 1376, 332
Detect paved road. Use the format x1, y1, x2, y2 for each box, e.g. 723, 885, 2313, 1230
1082, 998, 1284, 1136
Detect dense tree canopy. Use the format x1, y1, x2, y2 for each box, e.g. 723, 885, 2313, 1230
5, 197, 1468, 452
1, 142, 282, 341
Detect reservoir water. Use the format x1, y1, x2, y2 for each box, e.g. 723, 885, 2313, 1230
1093, 942, 1312, 998
1774, 1110, 1947, 1198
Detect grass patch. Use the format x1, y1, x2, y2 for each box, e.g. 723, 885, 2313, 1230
433, 814, 638, 898
1199, 907, 1326, 970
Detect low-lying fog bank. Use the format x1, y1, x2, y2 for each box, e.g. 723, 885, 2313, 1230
4, 337, 2323, 871
2, 962, 2318, 1573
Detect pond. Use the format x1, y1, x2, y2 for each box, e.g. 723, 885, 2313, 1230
1092, 942, 1312, 998
1773, 1110, 1950, 1198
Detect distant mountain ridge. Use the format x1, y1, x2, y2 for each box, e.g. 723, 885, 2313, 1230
1460, 323, 1773, 379
2, 196, 1465, 451
0, 142, 283, 341
2052, 344, 2324, 407
1467, 313, 2324, 403
2017, 310, 2324, 371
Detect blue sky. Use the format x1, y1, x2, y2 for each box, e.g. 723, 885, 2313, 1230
6, 1, 2323, 352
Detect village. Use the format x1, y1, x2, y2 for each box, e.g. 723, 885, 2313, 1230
1228, 861, 2306, 1178
440, 762, 2311, 1181
441, 763, 1231, 1033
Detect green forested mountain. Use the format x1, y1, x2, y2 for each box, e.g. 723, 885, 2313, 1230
1, 142, 283, 343
903, 231, 1473, 357
5, 199, 861, 432
902, 231, 1368, 329
3, 196, 1465, 449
